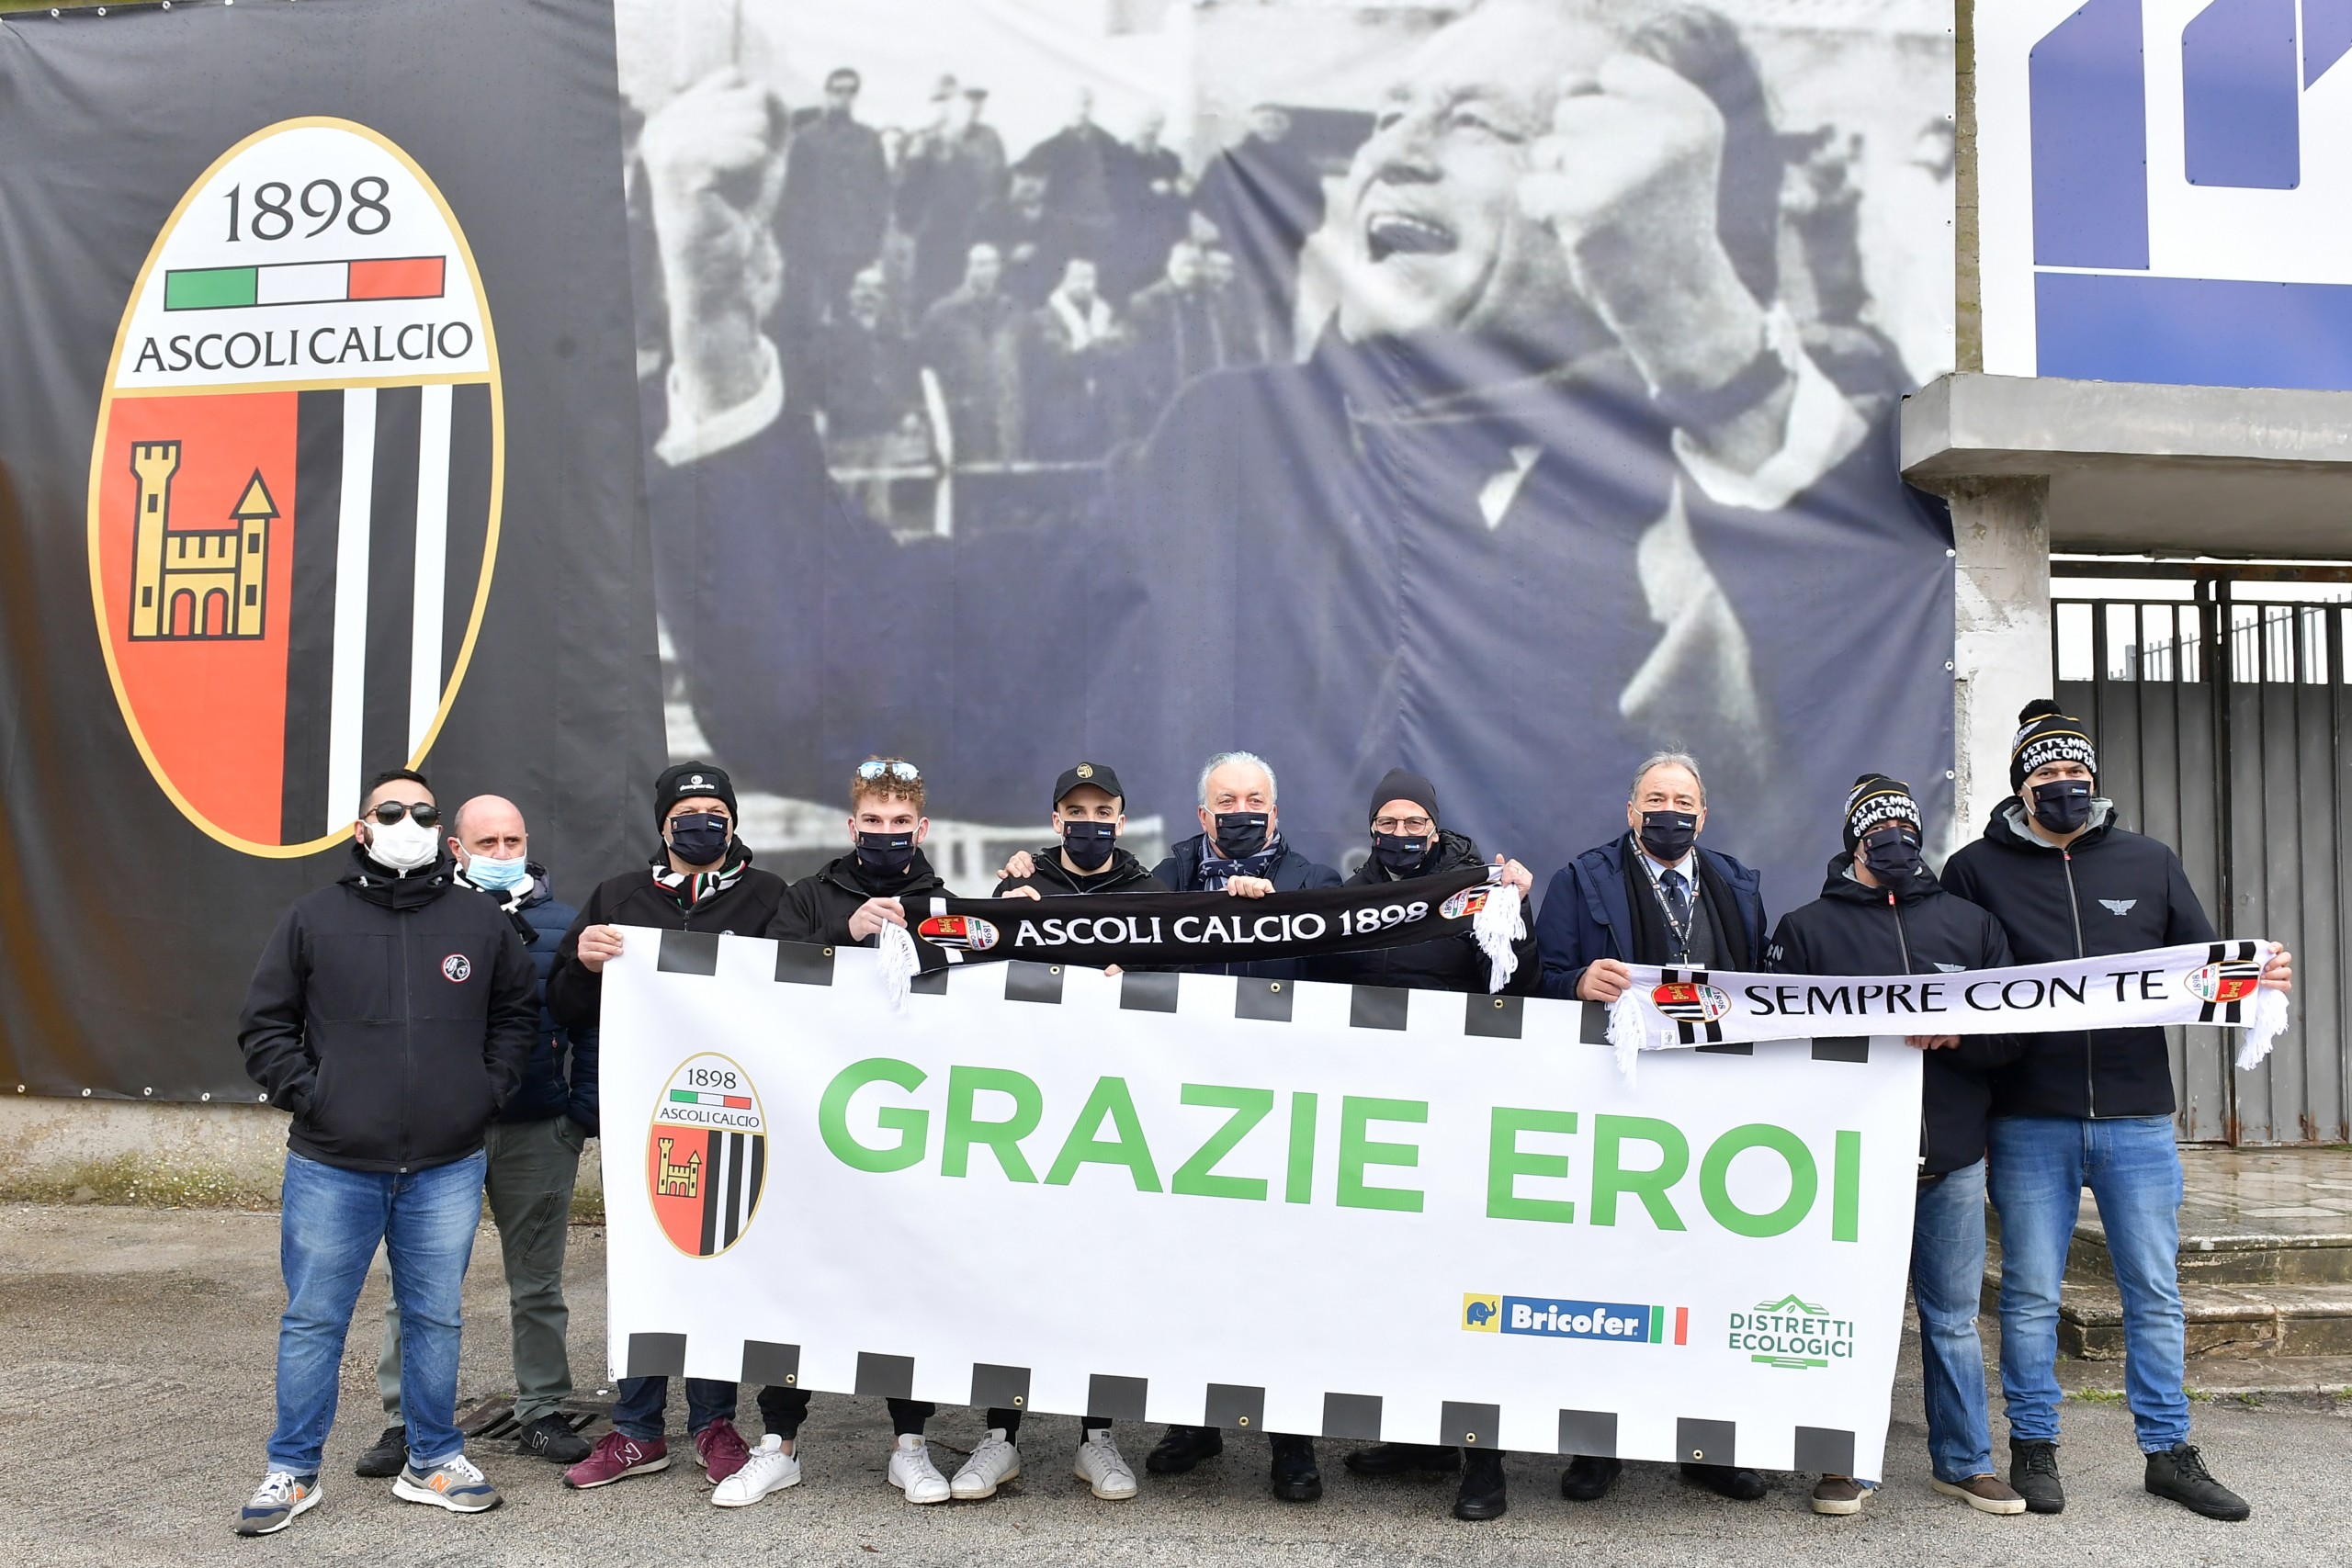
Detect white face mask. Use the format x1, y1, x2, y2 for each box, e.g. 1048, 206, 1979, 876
367, 818, 441, 873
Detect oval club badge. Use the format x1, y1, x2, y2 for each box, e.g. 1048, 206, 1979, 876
647, 1054, 767, 1258
1651, 980, 1733, 1024
85, 118, 503, 857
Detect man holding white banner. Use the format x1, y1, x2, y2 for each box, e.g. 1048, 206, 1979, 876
1943, 702, 2289, 1522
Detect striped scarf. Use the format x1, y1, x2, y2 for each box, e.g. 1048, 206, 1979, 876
650, 842, 752, 909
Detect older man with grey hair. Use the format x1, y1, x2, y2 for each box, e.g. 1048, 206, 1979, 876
1531, 750, 1768, 1503
1140, 750, 1340, 1501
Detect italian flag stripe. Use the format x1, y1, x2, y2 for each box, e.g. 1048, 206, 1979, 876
669, 1089, 751, 1109
1648, 1306, 1665, 1344
164, 255, 446, 310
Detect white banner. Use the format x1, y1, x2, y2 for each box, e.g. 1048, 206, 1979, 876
601, 927, 1924, 1480
1611, 940, 2286, 1069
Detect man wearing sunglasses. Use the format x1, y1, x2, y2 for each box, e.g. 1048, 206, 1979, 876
760, 756, 967, 1503
234, 768, 539, 1536
548, 762, 793, 1500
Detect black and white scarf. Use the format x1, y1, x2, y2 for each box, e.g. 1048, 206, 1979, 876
650, 842, 752, 910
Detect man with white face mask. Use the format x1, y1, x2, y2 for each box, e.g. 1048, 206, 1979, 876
234, 768, 539, 1536
358, 795, 598, 1480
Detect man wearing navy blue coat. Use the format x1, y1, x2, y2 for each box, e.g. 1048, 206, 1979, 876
628, 0, 1952, 908
1532, 750, 1767, 1504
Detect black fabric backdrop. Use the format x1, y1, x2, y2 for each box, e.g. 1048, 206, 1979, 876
0, 0, 662, 1099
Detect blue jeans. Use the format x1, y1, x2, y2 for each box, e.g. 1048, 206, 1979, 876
269, 1150, 485, 1475
1987, 1115, 2188, 1452
610, 1376, 740, 1442
1913, 1159, 1993, 1483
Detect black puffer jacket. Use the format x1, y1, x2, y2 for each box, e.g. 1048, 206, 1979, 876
1154, 832, 1341, 979
768, 848, 957, 949
1940, 799, 2215, 1119
1766, 855, 2020, 1175
547, 850, 790, 1034
1306, 830, 1538, 994
471, 866, 598, 1134
240, 845, 538, 1173
1000, 843, 1169, 897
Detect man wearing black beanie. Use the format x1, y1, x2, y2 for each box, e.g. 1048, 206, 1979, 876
1943, 704, 2289, 1520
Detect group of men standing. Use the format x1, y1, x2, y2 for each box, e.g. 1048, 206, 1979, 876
232, 703, 2281, 1535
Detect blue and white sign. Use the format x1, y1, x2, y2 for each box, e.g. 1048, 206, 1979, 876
1977, 0, 2352, 389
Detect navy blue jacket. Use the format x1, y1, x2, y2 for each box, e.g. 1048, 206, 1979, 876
477, 866, 599, 1136
1155, 831, 1340, 980
1534, 834, 1767, 999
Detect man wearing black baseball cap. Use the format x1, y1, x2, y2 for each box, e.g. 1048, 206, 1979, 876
1767, 774, 2023, 1518
546, 762, 792, 1501
1943, 703, 2289, 1520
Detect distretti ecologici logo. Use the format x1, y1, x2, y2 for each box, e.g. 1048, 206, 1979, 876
1463, 1293, 1688, 1347
1729, 1293, 1855, 1371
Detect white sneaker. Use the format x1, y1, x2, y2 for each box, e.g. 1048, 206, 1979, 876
950, 1429, 1021, 1499
712, 1434, 801, 1507
888, 1434, 951, 1504
1075, 1428, 1137, 1500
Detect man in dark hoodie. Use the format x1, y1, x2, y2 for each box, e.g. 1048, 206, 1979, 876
1942, 704, 2288, 1522
548, 763, 790, 1502
763, 756, 967, 1506
1766, 774, 2024, 1519
1532, 750, 1768, 1504
1325, 768, 1533, 1520
234, 768, 538, 1536
361, 795, 598, 1480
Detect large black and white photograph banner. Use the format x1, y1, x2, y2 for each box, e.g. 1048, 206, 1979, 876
601, 928, 1922, 1481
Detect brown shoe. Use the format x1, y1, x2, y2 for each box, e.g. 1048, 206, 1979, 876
1810, 1474, 1866, 1515
1933, 1474, 2027, 1515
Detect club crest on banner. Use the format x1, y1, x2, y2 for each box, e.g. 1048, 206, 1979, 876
1651, 979, 1732, 1024
2186, 960, 2262, 1007
86, 117, 503, 858
646, 1053, 766, 1258
916, 913, 1001, 951
1440, 886, 1491, 920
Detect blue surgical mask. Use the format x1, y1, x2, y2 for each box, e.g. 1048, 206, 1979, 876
467, 852, 530, 892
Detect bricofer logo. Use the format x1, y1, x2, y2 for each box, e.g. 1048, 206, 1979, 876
1464, 1293, 1689, 1347
646, 1053, 766, 1258
1729, 1293, 1855, 1371
87, 117, 503, 860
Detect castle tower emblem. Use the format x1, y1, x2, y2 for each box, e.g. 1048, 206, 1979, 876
128, 440, 275, 640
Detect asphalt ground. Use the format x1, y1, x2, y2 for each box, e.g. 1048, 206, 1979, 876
1, 1203, 2344, 1567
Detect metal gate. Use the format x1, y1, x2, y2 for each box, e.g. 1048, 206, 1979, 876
2052, 562, 2352, 1145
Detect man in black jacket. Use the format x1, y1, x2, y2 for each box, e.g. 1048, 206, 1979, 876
1766, 774, 2024, 1519
1327, 768, 1534, 1520
234, 768, 537, 1536
548, 763, 790, 1502
361, 795, 598, 1479
1942, 703, 2287, 1521
763, 757, 967, 1505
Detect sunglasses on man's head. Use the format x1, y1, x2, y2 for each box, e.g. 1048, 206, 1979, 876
857, 760, 922, 782
367, 801, 441, 828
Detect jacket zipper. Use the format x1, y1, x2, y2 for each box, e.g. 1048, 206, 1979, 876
1889, 891, 1925, 1168
398, 911, 415, 1172
2060, 849, 2094, 1118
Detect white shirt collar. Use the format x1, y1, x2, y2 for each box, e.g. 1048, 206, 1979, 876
1639, 845, 1695, 880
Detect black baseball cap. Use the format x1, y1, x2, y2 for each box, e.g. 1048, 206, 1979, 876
1052, 761, 1124, 808
654, 761, 737, 826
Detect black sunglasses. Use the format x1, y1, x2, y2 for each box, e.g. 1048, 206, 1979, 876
367, 801, 442, 829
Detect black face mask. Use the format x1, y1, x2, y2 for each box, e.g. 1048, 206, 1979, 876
1060, 818, 1117, 872
665, 812, 731, 867
855, 829, 918, 875
1211, 811, 1270, 859
1636, 809, 1698, 863
2029, 779, 2095, 836
1370, 832, 1432, 874
1860, 827, 1924, 886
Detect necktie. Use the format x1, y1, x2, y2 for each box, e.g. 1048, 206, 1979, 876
1661, 867, 1692, 930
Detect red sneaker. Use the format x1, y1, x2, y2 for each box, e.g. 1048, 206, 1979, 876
695, 1417, 752, 1483
562, 1430, 671, 1490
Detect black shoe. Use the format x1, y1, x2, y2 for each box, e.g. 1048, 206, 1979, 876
1145, 1425, 1225, 1476
2144, 1443, 2249, 1521
1344, 1441, 1461, 1478
1270, 1435, 1323, 1502
1557, 1454, 1621, 1501
355, 1424, 407, 1479
1681, 1462, 1768, 1501
2007, 1438, 2064, 1515
517, 1414, 593, 1465
1453, 1449, 1507, 1520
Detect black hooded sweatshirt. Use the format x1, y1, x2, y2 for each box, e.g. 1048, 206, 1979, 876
547, 846, 790, 1035
1766, 854, 2019, 1175
1940, 798, 2214, 1120
240, 844, 538, 1173
768, 847, 958, 950
1306, 829, 1538, 994
999, 842, 1170, 897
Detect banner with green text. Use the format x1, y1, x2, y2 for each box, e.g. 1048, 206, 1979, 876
600, 928, 1924, 1480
